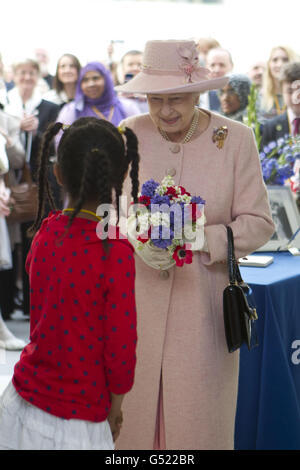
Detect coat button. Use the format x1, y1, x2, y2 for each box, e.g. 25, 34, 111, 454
166, 168, 176, 177
159, 270, 169, 280
170, 144, 181, 153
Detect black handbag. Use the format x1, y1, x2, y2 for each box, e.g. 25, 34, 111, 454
223, 226, 258, 353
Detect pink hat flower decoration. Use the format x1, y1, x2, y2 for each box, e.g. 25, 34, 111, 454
177, 45, 210, 84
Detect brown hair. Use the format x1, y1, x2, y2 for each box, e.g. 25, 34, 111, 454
28, 117, 140, 238
53, 53, 81, 93
261, 46, 299, 110
196, 37, 221, 54
279, 61, 300, 84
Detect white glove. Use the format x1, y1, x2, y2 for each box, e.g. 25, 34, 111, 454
134, 241, 176, 270
127, 214, 175, 270
127, 213, 208, 270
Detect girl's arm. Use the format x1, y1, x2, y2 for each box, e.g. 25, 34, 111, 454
107, 393, 125, 441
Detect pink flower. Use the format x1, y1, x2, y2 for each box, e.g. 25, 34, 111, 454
172, 244, 193, 267
177, 45, 210, 84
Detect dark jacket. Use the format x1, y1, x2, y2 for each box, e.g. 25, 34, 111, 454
29, 99, 59, 178
208, 90, 220, 112
260, 112, 289, 151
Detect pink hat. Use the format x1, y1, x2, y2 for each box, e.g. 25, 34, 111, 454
115, 39, 228, 94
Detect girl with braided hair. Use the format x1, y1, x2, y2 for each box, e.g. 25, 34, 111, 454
0, 117, 140, 450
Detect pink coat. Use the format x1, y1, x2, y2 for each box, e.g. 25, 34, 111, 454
117, 111, 275, 450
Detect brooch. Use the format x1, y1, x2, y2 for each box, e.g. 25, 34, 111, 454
212, 126, 228, 149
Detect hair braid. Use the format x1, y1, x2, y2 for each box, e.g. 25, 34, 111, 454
38, 117, 140, 245
124, 127, 139, 204
27, 122, 63, 237
65, 147, 112, 230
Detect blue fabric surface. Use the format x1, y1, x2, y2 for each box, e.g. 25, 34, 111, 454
235, 252, 300, 450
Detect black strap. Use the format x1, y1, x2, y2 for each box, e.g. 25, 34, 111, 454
227, 226, 236, 285
227, 226, 246, 285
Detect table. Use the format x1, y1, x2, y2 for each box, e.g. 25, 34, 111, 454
234, 252, 300, 450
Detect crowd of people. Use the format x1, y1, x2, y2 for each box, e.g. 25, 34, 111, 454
0, 37, 299, 450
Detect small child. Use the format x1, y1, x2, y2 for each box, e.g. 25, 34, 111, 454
0, 117, 140, 450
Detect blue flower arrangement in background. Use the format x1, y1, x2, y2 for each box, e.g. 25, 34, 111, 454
259, 135, 300, 185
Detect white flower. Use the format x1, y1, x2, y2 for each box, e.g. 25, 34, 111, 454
196, 211, 206, 226
161, 175, 175, 187
150, 212, 171, 227
127, 213, 150, 240
156, 186, 166, 196
183, 221, 197, 241
136, 213, 151, 232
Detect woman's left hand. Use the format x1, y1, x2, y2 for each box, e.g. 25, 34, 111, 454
20, 115, 39, 133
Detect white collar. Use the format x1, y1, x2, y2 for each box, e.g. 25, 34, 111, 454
287, 107, 300, 125
6, 87, 43, 117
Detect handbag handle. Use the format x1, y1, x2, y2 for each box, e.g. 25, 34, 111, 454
227, 226, 236, 285
227, 226, 247, 286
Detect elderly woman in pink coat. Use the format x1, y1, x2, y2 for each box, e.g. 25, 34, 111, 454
115, 39, 275, 450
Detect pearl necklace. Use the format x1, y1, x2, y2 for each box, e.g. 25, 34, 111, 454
158, 107, 199, 144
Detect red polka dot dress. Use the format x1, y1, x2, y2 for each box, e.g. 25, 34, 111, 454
12, 212, 137, 424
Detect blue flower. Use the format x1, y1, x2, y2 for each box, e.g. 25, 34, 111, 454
141, 179, 160, 197
278, 164, 293, 178
150, 195, 171, 208
263, 145, 271, 154
151, 226, 174, 248
259, 152, 266, 160
191, 196, 206, 205
268, 141, 277, 150
151, 237, 173, 249
260, 134, 300, 185
285, 153, 295, 164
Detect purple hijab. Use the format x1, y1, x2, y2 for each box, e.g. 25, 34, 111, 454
74, 61, 126, 125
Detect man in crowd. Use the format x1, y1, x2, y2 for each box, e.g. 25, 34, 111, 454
261, 62, 300, 145
261, 62, 300, 193
248, 61, 266, 89
200, 47, 234, 111
118, 50, 148, 114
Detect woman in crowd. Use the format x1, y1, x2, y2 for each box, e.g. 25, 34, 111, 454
43, 53, 81, 108
0, 107, 26, 349
56, 61, 139, 134
114, 39, 275, 450
5, 58, 59, 317
260, 45, 299, 120
219, 73, 251, 122
0, 106, 25, 323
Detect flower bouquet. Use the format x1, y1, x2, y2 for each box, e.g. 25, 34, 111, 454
259, 135, 300, 186
127, 175, 206, 269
